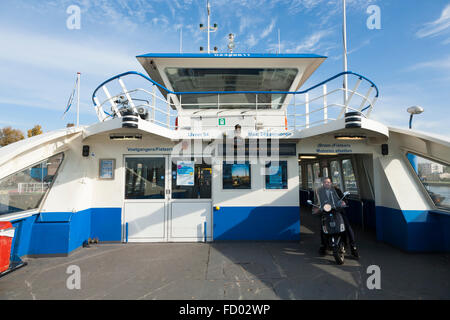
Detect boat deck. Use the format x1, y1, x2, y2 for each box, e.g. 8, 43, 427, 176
1, 210, 449, 300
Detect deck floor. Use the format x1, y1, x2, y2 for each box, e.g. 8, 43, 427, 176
1, 210, 449, 300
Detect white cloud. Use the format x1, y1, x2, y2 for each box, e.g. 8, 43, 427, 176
241, 18, 278, 49
288, 0, 324, 14
288, 0, 375, 15
0, 28, 139, 76
260, 18, 277, 39
416, 4, 450, 39
152, 15, 170, 29
408, 56, 450, 71
284, 29, 333, 53
246, 34, 258, 48
233, 13, 265, 35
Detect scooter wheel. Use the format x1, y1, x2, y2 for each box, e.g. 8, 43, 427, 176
333, 244, 345, 265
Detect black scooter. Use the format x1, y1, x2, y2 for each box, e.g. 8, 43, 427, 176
307, 191, 350, 265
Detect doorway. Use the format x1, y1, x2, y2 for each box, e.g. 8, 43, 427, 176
123, 155, 212, 242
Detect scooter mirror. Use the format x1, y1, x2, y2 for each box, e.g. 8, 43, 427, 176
343, 191, 350, 197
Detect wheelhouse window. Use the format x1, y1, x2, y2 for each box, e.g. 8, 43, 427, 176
265, 161, 288, 189
223, 162, 251, 189
165, 68, 298, 109
171, 158, 212, 199
342, 159, 358, 194
0, 153, 64, 216
407, 152, 450, 209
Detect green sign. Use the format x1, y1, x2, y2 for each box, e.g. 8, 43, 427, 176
218, 118, 226, 126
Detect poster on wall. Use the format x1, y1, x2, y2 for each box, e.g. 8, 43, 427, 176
265, 161, 287, 189
176, 161, 195, 186
268, 166, 283, 187
99, 159, 115, 180
223, 162, 251, 189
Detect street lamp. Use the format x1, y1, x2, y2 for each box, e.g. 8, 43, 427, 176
407, 106, 424, 129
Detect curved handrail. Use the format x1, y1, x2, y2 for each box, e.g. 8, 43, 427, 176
92, 70, 379, 105
92, 71, 169, 105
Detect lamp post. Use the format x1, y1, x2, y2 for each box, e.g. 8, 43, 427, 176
407, 106, 424, 129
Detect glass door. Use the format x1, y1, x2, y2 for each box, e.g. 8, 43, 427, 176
169, 157, 212, 241
123, 156, 169, 242
125, 157, 166, 200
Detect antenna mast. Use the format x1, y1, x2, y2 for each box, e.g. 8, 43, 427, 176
199, 0, 218, 53
76, 72, 80, 127
207, 0, 211, 53
278, 29, 281, 54
180, 27, 183, 53
342, 0, 348, 110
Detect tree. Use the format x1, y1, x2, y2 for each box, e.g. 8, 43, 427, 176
0, 127, 25, 146
27, 125, 43, 137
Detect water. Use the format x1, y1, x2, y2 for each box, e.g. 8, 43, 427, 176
428, 185, 450, 207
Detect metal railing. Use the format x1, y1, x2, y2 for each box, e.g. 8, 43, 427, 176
18, 182, 50, 193
92, 71, 379, 131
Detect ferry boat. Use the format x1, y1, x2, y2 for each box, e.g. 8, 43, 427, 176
0, 10, 449, 269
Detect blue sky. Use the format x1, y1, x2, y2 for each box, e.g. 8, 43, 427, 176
1, 0, 449, 137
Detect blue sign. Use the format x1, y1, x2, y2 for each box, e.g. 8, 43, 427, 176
176, 161, 195, 186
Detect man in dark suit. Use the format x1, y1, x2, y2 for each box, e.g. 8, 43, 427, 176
314, 177, 359, 258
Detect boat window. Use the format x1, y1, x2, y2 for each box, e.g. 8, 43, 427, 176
299, 164, 303, 189
342, 159, 358, 194
312, 163, 321, 189
323, 167, 329, 179
223, 162, 251, 189
165, 68, 298, 109
125, 157, 165, 199
307, 164, 313, 189
0, 153, 64, 216
407, 153, 450, 209
265, 161, 288, 189
171, 158, 211, 199
330, 160, 344, 191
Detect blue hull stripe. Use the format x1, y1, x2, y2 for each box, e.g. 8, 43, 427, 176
213, 206, 300, 241
6, 205, 449, 258
9, 208, 122, 258
376, 206, 450, 252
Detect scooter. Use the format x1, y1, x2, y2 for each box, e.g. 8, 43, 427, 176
307, 191, 350, 265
